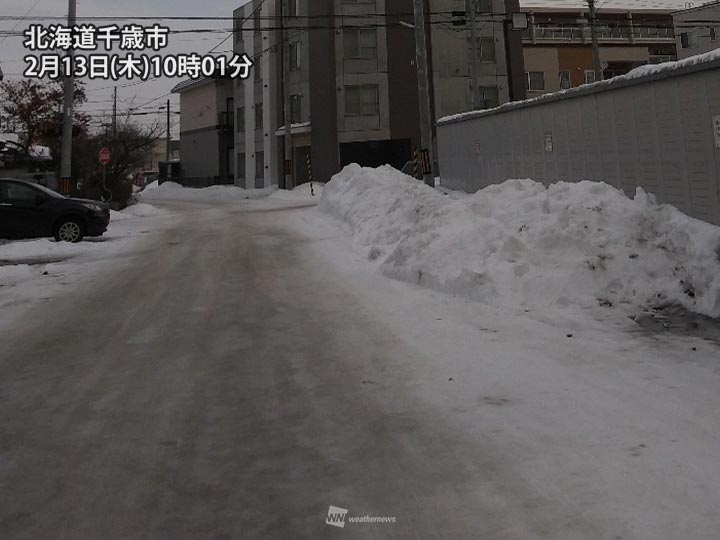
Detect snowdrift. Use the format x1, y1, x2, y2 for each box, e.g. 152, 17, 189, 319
268, 181, 324, 201
110, 203, 167, 221
139, 181, 275, 202
320, 165, 720, 317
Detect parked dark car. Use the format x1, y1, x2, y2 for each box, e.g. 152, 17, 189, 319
0, 179, 110, 243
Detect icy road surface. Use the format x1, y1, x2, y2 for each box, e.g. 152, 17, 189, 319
0, 195, 719, 539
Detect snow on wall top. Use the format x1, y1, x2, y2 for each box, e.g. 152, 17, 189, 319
438, 48, 720, 125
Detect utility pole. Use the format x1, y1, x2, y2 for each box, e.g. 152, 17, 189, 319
112, 86, 117, 139
166, 99, 171, 161
412, 0, 435, 187
467, 0, 481, 110
281, 4, 293, 190
59, 0, 77, 187
588, 0, 602, 82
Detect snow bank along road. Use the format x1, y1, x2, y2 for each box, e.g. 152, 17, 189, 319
1, 193, 720, 539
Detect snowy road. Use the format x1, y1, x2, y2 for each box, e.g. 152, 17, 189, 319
1, 197, 720, 539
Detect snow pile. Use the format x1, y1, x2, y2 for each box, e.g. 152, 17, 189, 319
268, 182, 324, 201
320, 165, 720, 316
110, 203, 167, 221
139, 181, 275, 203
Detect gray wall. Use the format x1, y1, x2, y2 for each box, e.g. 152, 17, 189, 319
180, 128, 220, 179
437, 59, 720, 225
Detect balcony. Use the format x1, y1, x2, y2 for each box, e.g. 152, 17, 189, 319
631, 26, 674, 40
523, 26, 585, 41
523, 24, 674, 44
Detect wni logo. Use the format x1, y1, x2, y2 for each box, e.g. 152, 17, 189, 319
326, 506, 349, 528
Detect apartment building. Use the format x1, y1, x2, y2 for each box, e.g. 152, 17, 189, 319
520, 1, 678, 96
232, 0, 525, 188
673, 1, 720, 60
233, 0, 281, 189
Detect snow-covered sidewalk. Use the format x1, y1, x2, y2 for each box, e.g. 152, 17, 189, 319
0, 203, 173, 330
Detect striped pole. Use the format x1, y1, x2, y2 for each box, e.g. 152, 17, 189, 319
413, 146, 419, 179
306, 152, 315, 196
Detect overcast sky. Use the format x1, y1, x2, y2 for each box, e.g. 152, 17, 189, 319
1, 0, 691, 136
0, 0, 252, 137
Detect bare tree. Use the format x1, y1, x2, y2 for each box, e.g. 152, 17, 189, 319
0, 79, 88, 158
74, 117, 161, 207
587, 0, 603, 82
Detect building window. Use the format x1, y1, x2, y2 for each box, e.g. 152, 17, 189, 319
344, 29, 378, 59
680, 31, 698, 48
559, 70, 571, 89
345, 84, 379, 116
470, 83, 499, 109
584, 70, 596, 84
475, 0, 493, 14
255, 103, 263, 130
236, 107, 245, 132
711, 27, 717, 41
526, 71, 545, 91
477, 37, 496, 63
234, 17, 243, 43
289, 41, 300, 70
287, 0, 299, 17
237, 153, 246, 178
255, 151, 264, 179
480, 86, 498, 109
290, 94, 302, 124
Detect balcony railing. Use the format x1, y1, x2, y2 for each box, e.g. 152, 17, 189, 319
632, 26, 674, 40
523, 24, 674, 43
523, 26, 584, 40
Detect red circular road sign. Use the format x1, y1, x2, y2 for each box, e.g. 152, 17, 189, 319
99, 147, 111, 165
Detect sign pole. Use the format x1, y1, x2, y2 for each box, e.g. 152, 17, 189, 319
98, 147, 112, 202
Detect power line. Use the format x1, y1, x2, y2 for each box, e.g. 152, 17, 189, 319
0, 0, 44, 46
208, 0, 267, 55
0, 11, 492, 22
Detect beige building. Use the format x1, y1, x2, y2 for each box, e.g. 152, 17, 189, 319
172, 76, 235, 183
673, 1, 720, 60
520, 3, 677, 97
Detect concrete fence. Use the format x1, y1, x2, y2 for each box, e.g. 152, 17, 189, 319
437, 56, 720, 225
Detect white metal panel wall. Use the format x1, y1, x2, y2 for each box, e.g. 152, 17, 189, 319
437, 64, 720, 225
